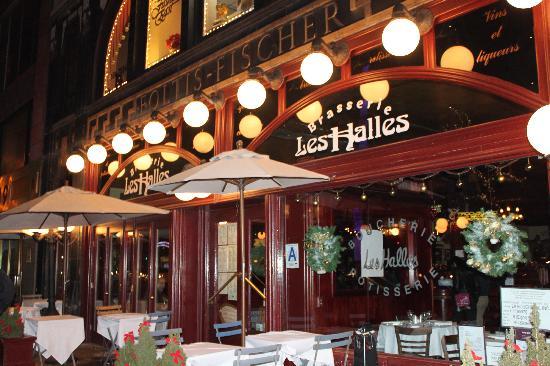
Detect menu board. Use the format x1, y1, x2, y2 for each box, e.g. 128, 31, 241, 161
459, 325, 486, 363
217, 222, 238, 300
501, 287, 550, 330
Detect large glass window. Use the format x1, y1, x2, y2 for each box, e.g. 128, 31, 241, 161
110, 227, 122, 305
136, 227, 150, 313
203, 0, 254, 36
155, 227, 170, 311
96, 229, 107, 306
146, 0, 182, 68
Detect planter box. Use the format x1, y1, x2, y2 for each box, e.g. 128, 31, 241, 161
0, 336, 36, 366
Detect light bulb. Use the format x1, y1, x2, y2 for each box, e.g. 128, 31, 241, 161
183, 100, 209, 127
382, 18, 420, 56
193, 131, 214, 154
421, 182, 427, 192
456, 217, 469, 229
527, 104, 550, 156
506, 0, 542, 8
300, 52, 334, 85
112, 132, 134, 154
359, 80, 390, 102
525, 158, 532, 171
361, 191, 367, 201
161, 142, 179, 162
239, 115, 263, 139
175, 192, 195, 201
312, 194, 320, 206
194, 193, 211, 199
457, 177, 463, 188
237, 79, 266, 109
297, 101, 323, 124
498, 172, 505, 183
107, 161, 125, 178
143, 120, 166, 144
87, 144, 107, 164
389, 186, 396, 196
440, 46, 475, 71
66, 154, 85, 173
390, 227, 400, 236
133, 154, 153, 170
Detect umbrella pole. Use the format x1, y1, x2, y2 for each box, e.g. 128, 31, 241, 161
239, 179, 246, 347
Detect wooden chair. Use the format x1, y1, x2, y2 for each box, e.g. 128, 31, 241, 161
441, 335, 460, 361
233, 344, 281, 366
394, 326, 432, 357
96, 304, 122, 316
213, 321, 242, 343
313, 331, 353, 365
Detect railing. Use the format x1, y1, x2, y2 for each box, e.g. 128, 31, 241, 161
208, 272, 266, 304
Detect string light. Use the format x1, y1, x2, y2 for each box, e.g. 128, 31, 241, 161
525, 157, 532, 172
361, 191, 367, 201
497, 170, 505, 183
389, 184, 396, 197
456, 175, 463, 188
421, 182, 427, 192
312, 194, 320, 206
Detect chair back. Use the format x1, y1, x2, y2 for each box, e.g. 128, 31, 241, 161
96, 304, 122, 316
441, 335, 460, 361
148, 311, 172, 331
233, 344, 281, 366
394, 326, 432, 357
213, 321, 242, 343
136, 328, 183, 347
313, 331, 353, 365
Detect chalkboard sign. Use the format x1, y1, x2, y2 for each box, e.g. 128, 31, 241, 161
500, 287, 550, 330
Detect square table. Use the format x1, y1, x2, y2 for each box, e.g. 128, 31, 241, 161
24, 315, 85, 365
23, 299, 63, 315
246, 330, 334, 366
157, 342, 242, 366
97, 312, 147, 348
377, 320, 458, 357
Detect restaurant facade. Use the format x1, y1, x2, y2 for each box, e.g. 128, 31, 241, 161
43, 0, 550, 352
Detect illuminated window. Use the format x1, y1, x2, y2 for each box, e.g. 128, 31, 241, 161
103, 0, 132, 96
146, 0, 182, 69
203, 0, 254, 36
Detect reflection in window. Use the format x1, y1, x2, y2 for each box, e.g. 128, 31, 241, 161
96, 229, 106, 306
103, 0, 132, 95
146, 0, 182, 68
156, 228, 170, 311
137, 228, 150, 313
203, 0, 254, 36
110, 228, 122, 304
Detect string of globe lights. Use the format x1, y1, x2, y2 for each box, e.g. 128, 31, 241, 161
67, 0, 548, 183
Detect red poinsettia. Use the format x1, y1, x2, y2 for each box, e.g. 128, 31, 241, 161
471, 350, 482, 361
123, 331, 135, 344
166, 34, 180, 51
530, 360, 539, 366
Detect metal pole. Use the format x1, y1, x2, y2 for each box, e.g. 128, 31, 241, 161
239, 179, 246, 346
62, 213, 69, 314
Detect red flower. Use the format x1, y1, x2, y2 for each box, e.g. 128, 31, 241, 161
114, 350, 120, 360
165, 336, 172, 344
165, 33, 180, 50
530, 361, 539, 366
513, 343, 524, 353
471, 351, 482, 361
123, 331, 135, 344
170, 349, 185, 364
142, 321, 151, 327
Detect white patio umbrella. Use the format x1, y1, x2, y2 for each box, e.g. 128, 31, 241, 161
149, 147, 329, 345
0, 186, 169, 314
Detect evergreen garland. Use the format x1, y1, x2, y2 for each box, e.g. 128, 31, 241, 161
115, 322, 186, 366
462, 211, 528, 277
304, 226, 343, 274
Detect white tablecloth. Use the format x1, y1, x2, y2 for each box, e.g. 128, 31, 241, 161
20, 306, 41, 321
157, 342, 241, 366
377, 321, 458, 357
246, 330, 334, 366
97, 313, 147, 348
24, 315, 85, 364
22, 299, 63, 314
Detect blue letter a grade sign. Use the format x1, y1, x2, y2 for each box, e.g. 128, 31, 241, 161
285, 243, 299, 269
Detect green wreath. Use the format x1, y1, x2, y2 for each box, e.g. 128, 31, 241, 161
462, 210, 528, 278
304, 226, 343, 274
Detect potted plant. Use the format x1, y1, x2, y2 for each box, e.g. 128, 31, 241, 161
0, 306, 36, 366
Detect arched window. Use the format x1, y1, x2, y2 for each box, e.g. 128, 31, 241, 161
103, 0, 132, 96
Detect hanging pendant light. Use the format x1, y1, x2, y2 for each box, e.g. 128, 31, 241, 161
237, 79, 267, 110
239, 115, 263, 139
527, 104, 550, 156
112, 132, 133, 154
143, 120, 166, 144
300, 38, 350, 86
382, 4, 433, 57
506, 0, 542, 8
297, 101, 323, 124
183, 100, 209, 128
133, 154, 153, 171
66, 154, 85, 173
193, 131, 215, 153
86, 143, 107, 164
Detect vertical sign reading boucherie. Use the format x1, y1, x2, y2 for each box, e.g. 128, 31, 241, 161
146, 0, 182, 69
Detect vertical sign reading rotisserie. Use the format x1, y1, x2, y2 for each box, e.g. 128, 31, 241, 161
146, 0, 182, 69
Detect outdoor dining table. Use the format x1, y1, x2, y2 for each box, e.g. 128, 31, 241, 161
19, 306, 41, 321
377, 320, 458, 357
96, 312, 148, 348
246, 330, 334, 366
156, 342, 242, 366
23, 315, 85, 365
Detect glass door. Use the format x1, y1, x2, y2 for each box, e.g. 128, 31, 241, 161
155, 226, 170, 311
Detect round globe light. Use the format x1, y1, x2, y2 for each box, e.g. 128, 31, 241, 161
237, 79, 267, 109
66, 154, 85, 173
193, 131, 214, 154
527, 104, 550, 156
300, 52, 334, 86
390, 227, 400, 236
382, 18, 420, 56
359, 80, 390, 102
456, 216, 470, 230
161, 142, 179, 162
296, 101, 323, 124
133, 154, 153, 171
183, 101, 209, 127
107, 160, 125, 178
436, 225, 448, 234
175, 192, 195, 201
506, 0, 542, 8
112, 132, 134, 154
239, 114, 263, 139
440, 46, 475, 71
436, 218, 449, 229
194, 193, 211, 199
86, 144, 107, 164
143, 120, 166, 144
